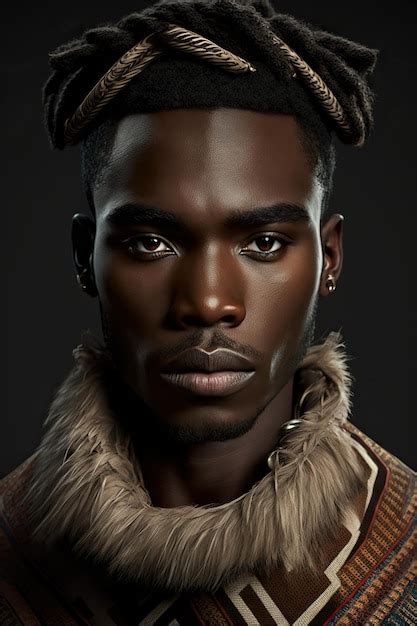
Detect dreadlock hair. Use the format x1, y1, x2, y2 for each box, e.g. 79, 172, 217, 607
43, 0, 378, 218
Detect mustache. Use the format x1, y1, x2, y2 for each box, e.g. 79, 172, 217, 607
154, 328, 261, 365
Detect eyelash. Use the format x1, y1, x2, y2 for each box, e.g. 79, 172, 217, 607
123, 233, 290, 260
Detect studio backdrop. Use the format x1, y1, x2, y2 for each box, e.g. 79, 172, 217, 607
3, 0, 416, 476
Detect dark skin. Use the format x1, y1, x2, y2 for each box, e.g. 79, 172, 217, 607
73, 108, 343, 507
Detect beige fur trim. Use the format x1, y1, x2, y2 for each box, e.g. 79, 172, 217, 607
27, 332, 366, 593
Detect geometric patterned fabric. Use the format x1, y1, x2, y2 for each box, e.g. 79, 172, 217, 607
0, 421, 416, 625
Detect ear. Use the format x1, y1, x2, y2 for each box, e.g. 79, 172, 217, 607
319, 213, 344, 297
72, 213, 97, 297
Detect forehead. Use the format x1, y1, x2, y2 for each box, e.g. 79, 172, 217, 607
94, 108, 323, 223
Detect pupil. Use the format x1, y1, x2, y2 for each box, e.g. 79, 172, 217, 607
257, 236, 273, 251
145, 237, 160, 251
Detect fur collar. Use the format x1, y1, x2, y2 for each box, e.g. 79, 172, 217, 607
28, 332, 366, 593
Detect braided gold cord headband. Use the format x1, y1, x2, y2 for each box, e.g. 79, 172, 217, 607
271, 34, 364, 147
63, 36, 163, 145
159, 24, 257, 74
63, 24, 255, 144
63, 22, 364, 146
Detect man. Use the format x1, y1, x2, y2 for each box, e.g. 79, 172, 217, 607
1, 0, 415, 624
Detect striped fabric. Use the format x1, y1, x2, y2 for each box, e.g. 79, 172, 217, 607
0, 422, 415, 625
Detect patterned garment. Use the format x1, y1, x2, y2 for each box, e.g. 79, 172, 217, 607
0, 422, 415, 626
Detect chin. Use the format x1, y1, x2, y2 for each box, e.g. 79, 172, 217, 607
145, 409, 260, 445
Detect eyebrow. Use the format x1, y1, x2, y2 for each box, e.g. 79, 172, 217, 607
104, 201, 310, 230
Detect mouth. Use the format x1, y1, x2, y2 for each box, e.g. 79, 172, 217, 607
160, 370, 255, 397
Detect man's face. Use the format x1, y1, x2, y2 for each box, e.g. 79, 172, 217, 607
85, 109, 330, 443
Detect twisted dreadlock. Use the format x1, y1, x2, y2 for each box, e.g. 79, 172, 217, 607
43, 0, 378, 215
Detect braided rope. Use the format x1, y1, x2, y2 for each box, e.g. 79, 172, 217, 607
161, 23, 257, 74
63, 26, 255, 145
63, 36, 163, 144
63, 22, 362, 146
271, 34, 365, 147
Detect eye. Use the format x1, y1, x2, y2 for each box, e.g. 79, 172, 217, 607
126, 235, 174, 258
242, 234, 286, 257
123, 233, 288, 260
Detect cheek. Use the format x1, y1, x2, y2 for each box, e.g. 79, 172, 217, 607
280, 243, 321, 314
247, 236, 321, 377
250, 236, 321, 327
93, 243, 170, 333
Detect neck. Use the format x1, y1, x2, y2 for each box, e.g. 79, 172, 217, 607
134, 378, 294, 507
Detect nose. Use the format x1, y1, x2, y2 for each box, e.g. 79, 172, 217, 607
167, 243, 246, 329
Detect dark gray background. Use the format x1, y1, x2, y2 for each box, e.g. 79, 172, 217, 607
3, 0, 416, 476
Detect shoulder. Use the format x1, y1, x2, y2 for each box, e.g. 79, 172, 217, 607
0, 455, 37, 545
343, 420, 415, 538
332, 421, 416, 623
343, 419, 416, 482
0, 458, 41, 616
0, 457, 83, 625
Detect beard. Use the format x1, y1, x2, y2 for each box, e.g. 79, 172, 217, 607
99, 295, 319, 446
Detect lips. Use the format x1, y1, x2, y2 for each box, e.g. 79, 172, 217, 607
160, 370, 255, 396
161, 348, 255, 374
160, 348, 255, 396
